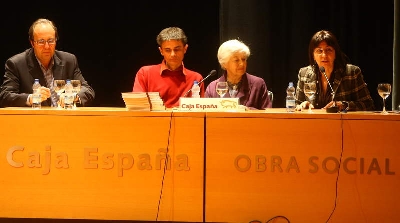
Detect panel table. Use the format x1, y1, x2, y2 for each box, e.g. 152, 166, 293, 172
0, 107, 205, 222
205, 109, 400, 223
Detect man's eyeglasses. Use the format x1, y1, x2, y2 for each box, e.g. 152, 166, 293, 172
314, 47, 334, 55
33, 38, 57, 46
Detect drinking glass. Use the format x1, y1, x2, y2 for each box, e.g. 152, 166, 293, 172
304, 82, 316, 113
377, 83, 391, 114
216, 82, 228, 98
71, 80, 81, 109
53, 80, 66, 108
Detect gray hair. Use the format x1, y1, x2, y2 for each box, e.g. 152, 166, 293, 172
217, 39, 250, 68
156, 27, 188, 46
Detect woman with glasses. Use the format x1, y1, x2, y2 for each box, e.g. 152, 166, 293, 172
295, 30, 374, 112
0, 18, 95, 108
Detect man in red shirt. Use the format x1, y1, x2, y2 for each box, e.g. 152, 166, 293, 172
132, 27, 204, 108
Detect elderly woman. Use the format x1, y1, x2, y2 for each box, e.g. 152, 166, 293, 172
295, 30, 374, 111
205, 39, 271, 110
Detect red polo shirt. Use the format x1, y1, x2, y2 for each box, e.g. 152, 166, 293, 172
132, 61, 204, 108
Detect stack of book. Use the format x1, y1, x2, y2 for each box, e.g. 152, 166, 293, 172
147, 92, 165, 111
121, 92, 151, 111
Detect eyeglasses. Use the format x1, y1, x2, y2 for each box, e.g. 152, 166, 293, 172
33, 38, 56, 46
314, 47, 334, 55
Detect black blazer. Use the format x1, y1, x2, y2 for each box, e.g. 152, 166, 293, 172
0, 48, 95, 107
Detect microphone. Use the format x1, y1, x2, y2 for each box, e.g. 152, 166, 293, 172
319, 66, 338, 113
319, 66, 335, 100
183, 69, 217, 97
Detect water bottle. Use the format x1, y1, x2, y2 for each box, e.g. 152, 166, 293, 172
64, 79, 74, 109
286, 82, 296, 112
191, 80, 200, 98
32, 79, 41, 109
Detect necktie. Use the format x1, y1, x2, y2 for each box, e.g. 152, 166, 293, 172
44, 72, 58, 107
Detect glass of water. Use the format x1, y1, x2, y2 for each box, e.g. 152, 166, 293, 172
216, 82, 228, 98
70, 80, 81, 109
377, 83, 391, 114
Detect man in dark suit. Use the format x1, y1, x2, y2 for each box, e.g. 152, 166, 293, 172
0, 18, 95, 108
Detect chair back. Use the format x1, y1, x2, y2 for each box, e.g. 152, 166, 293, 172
268, 90, 273, 107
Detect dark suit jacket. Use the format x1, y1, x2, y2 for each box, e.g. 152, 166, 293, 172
0, 48, 95, 107
295, 64, 375, 111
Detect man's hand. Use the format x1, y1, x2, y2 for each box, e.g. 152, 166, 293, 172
29, 86, 51, 105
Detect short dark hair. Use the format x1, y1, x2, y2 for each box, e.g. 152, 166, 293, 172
156, 27, 187, 46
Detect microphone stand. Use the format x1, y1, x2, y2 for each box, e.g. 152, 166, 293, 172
320, 66, 339, 113
183, 70, 217, 97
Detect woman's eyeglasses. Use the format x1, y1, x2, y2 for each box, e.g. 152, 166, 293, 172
314, 47, 334, 55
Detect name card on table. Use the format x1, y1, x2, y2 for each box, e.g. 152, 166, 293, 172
179, 97, 245, 111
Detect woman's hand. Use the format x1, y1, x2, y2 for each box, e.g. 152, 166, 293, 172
295, 101, 313, 111
323, 101, 336, 109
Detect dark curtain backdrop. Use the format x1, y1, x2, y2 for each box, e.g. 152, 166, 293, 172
1, 1, 397, 110
220, 0, 396, 109
1, 2, 220, 107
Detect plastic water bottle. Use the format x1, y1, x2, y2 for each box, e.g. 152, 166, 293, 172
64, 79, 74, 109
32, 79, 41, 109
286, 82, 296, 112
191, 80, 200, 98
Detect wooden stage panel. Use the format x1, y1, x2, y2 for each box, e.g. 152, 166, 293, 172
205, 110, 400, 223
334, 115, 400, 223
205, 111, 343, 222
0, 109, 204, 222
